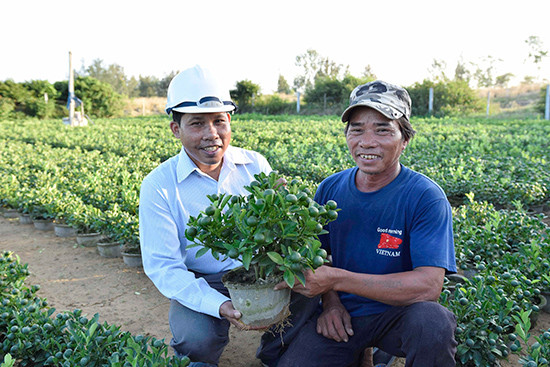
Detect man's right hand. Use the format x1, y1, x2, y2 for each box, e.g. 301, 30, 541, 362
219, 300, 268, 331
316, 291, 354, 342
219, 300, 244, 329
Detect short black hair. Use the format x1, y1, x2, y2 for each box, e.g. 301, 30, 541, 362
397, 116, 416, 142
172, 111, 184, 126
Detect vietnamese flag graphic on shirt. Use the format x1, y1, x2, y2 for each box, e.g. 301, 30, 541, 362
378, 233, 402, 249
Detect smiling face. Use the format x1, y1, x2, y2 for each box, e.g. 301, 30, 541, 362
346, 106, 409, 191
170, 112, 231, 179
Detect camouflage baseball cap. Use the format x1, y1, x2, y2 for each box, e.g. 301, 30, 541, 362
341, 80, 411, 122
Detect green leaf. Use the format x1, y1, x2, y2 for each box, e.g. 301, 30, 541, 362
195, 247, 210, 258
514, 322, 528, 341
287, 205, 300, 213
258, 255, 273, 267
220, 194, 232, 209
242, 251, 252, 270
87, 322, 98, 338
2, 354, 15, 367
283, 269, 295, 288
472, 350, 482, 365
267, 252, 284, 265
295, 270, 306, 286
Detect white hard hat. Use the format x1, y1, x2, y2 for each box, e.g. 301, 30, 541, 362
165, 65, 236, 115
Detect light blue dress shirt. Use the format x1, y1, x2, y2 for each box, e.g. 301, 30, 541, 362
139, 146, 271, 318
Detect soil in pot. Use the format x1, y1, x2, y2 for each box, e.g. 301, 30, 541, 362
97, 241, 122, 258
54, 223, 78, 237
222, 267, 291, 329
76, 232, 105, 247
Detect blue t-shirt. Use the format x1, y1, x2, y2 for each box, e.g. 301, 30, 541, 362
314, 165, 457, 317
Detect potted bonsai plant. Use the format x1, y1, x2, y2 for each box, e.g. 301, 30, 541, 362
97, 209, 138, 259
15, 191, 34, 224
53, 212, 78, 238
30, 202, 57, 231
66, 204, 107, 247
121, 232, 142, 267
186, 171, 339, 328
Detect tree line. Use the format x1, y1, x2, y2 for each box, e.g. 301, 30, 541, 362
0, 36, 547, 119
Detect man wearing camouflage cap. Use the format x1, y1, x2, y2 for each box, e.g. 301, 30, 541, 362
269, 81, 457, 366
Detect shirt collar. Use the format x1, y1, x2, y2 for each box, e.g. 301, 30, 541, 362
176, 146, 254, 183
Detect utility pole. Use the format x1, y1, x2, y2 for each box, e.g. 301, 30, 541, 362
545, 84, 549, 120
485, 91, 491, 117
428, 88, 434, 115
68, 51, 75, 126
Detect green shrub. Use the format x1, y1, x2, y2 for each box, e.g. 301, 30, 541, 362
230, 80, 261, 113
0, 98, 14, 120
0, 251, 190, 366
187, 172, 335, 287
255, 94, 295, 114
408, 79, 484, 117
0, 80, 62, 119
304, 77, 347, 106
54, 76, 124, 118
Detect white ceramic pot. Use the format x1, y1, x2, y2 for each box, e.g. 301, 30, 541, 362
222, 267, 290, 329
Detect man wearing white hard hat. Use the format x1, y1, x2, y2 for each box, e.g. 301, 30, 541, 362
139, 65, 272, 366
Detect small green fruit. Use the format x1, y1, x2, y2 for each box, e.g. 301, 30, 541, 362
312, 256, 324, 268
204, 205, 216, 216
326, 200, 337, 210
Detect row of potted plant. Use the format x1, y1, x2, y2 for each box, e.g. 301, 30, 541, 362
2, 185, 550, 365
0, 116, 549, 364
0, 140, 142, 262
1, 203, 140, 267
1, 116, 548, 261
446, 193, 550, 366
1, 115, 549, 210
0, 251, 188, 365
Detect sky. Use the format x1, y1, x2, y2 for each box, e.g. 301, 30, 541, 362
1, 0, 549, 94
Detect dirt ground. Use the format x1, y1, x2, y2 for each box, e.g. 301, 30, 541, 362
0, 216, 262, 367
1, 214, 549, 367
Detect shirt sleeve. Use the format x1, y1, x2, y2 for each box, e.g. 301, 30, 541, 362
409, 192, 457, 273
139, 176, 230, 318
257, 152, 272, 174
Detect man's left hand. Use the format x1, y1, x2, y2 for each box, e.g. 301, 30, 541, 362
317, 292, 354, 342
274, 265, 334, 297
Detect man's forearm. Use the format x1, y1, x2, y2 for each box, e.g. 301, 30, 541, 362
331, 266, 444, 306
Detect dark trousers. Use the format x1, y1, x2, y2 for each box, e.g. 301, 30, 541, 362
169, 272, 231, 365
264, 301, 457, 367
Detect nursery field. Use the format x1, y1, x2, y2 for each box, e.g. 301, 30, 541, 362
0, 114, 550, 366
